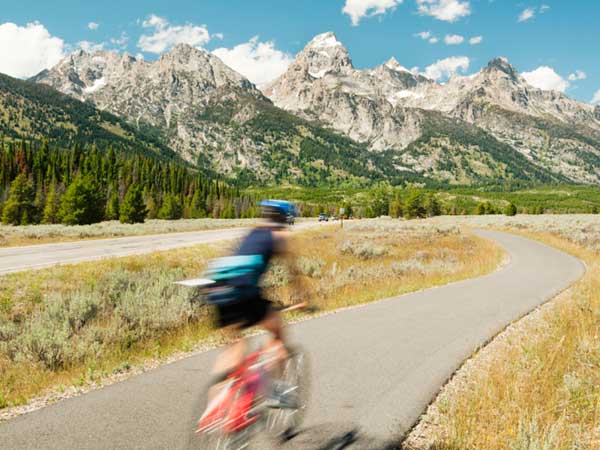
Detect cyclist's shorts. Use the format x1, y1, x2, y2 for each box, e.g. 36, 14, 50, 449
216, 286, 272, 329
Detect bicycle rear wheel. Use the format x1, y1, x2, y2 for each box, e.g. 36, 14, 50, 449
265, 345, 310, 439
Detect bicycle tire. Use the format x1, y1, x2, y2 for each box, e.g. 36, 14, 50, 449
265, 345, 311, 439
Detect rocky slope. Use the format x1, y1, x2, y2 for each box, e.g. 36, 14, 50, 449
266, 33, 600, 184
31, 44, 400, 185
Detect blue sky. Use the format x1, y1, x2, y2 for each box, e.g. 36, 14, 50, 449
1, 0, 599, 103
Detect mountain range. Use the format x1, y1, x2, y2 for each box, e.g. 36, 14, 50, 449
16, 32, 600, 186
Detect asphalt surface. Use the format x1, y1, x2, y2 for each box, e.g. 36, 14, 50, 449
0, 222, 321, 275
0, 230, 585, 449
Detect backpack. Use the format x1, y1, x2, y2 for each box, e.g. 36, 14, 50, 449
202, 255, 265, 305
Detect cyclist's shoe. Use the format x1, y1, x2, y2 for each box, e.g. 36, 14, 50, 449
264, 380, 298, 409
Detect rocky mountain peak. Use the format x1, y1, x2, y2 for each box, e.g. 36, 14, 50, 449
296, 31, 353, 78
595, 105, 600, 121
484, 57, 520, 81
383, 57, 409, 73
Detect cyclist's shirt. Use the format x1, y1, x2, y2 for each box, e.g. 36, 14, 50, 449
231, 228, 274, 287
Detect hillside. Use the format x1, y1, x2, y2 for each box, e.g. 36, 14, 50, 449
0, 73, 179, 162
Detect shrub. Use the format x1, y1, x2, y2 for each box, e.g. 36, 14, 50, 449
340, 240, 387, 259
297, 257, 325, 278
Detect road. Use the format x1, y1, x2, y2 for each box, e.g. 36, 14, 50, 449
0, 230, 584, 449
0, 222, 321, 275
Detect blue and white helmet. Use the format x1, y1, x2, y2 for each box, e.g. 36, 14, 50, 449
259, 199, 296, 224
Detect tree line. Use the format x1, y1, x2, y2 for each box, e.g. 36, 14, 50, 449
0, 140, 259, 225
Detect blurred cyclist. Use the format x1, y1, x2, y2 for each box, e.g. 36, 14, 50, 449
209, 200, 298, 389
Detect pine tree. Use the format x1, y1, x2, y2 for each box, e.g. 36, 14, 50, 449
404, 191, 426, 219
59, 175, 104, 225
190, 188, 207, 218
1, 173, 37, 225
42, 183, 61, 224
158, 194, 182, 220
505, 202, 518, 217
425, 194, 442, 217
120, 184, 148, 224
475, 203, 486, 215
105, 187, 120, 220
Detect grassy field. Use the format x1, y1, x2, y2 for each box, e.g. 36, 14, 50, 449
404, 215, 600, 450
0, 220, 502, 414
0, 218, 260, 247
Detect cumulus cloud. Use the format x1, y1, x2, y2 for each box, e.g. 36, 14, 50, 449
424, 56, 470, 80
138, 14, 212, 53
416, 0, 471, 22
415, 31, 439, 43
469, 36, 483, 45
87, 22, 99, 30
212, 36, 293, 87
522, 66, 569, 93
567, 70, 586, 81
444, 34, 464, 45
0, 21, 66, 78
592, 90, 600, 105
342, 0, 403, 26
518, 8, 536, 22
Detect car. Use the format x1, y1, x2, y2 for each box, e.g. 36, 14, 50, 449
318, 213, 329, 222
286, 214, 295, 225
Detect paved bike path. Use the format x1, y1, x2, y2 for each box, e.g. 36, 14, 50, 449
0, 230, 584, 449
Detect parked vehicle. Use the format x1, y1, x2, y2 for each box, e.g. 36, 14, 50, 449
318, 213, 329, 222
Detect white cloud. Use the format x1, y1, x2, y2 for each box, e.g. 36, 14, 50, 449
342, 0, 403, 26
138, 14, 212, 53
416, 0, 471, 22
0, 21, 66, 78
135, 53, 145, 61
522, 66, 569, 93
77, 40, 104, 53
87, 22, 99, 30
416, 31, 439, 43
567, 70, 586, 81
444, 34, 464, 45
469, 36, 483, 45
592, 90, 600, 105
540, 4, 550, 13
111, 32, 129, 49
518, 8, 536, 22
424, 56, 470, 80
212, 37, 293, 87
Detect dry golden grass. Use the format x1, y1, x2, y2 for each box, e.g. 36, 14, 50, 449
403, 218, 600, 450
0, 220, 502, 413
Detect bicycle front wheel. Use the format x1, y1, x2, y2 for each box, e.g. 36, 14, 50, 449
266, 345, 311, 439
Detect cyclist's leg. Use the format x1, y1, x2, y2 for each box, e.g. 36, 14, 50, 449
259, 309, 289, 375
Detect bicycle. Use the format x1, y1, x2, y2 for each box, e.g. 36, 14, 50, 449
177, 278, 310, 450
197, 339, 309, 449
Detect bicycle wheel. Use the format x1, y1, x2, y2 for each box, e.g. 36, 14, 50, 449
265, 345, 310, 439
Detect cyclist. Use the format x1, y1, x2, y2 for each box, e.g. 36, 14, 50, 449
209, 199, 299, 391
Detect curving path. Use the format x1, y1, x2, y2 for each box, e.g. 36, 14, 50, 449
0, 230, 584, 449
